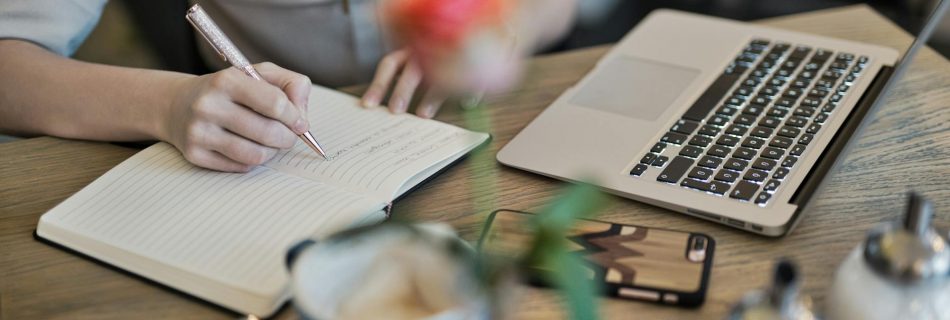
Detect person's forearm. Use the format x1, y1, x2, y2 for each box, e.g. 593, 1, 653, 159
0, 40, 192, 141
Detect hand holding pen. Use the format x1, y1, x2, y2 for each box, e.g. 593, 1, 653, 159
153, 4, 328, 173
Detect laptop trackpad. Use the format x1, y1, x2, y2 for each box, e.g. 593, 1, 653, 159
570, 56, 699, 121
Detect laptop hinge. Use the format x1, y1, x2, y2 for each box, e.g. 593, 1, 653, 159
788, 66, 895, 207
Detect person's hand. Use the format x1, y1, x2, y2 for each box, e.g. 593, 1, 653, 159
361, 48, 447, 119
161, 62, 312, 172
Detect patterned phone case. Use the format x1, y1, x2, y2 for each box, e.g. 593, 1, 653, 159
477, 210, 714, 307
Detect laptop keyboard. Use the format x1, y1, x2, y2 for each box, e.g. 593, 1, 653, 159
629, 39, 868, 205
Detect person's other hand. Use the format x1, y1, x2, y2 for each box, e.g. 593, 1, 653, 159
162, 62, 312, 172
361, 48, 446, 119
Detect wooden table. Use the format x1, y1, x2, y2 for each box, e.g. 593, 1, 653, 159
2, 5, 948, 319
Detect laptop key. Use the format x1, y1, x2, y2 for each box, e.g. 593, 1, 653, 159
717, 105, 739, 116
769, 136, 794, 149
724, 158, 749, 171
706, 181, 730, 195
734, 85, 755, 97
670, 119, 700, 135
786, 87, 805, 98
733, 148, 756, 160
789, 144, 807, 156
791, 78, 810, 88
688, 167, 714, 181
781, 156, 798, 168
775, 97, 796, 108
725, 95, 745, 106
698, 125, 721, 137
800, 97, 821, 108
799, 133, 814, 145
800, 71, 816, 79
762, 147, 785, 159
679, 146, 704, 158
767, 107, 789, 118
657, 156, 694, 183
651, 142, 667, 153
689, 135, 712, 147
812, 49, 833, 62
806, 123, 822, 134
741, 137, 765, 149
726, 125, 748, 136
752, 158, 777, 171
790, 46, 812, 59
683, 72, 742, 121
823, 70, 842, 79
742, 104, 766, 116
641, 153, 657, 164
630, 164, 649, 176
735, 114, 757, 126
707, 145, 731, 158
751, 39, 770, 47
730, 180, 760, 201
761, 86, 781, 96
744, 169, 768, 182
707, 114, 730, 127
682, 179, 729, 195
754, 192, 772, 204
793, 107, 816, 118
750, 126, 773, 138
698, 155, 723, 169
773, 167, 790, 179
778, 126, 801, 138
814, 113, 829, 123
716, 135, 740, 147
809, 88, 829, 97
773, 43, 791, 52
681, 178, 707, 191
822, 103, 837, 113
715, 169, 739, 182
817, 78, 836, 88
653, 156, 670, 167
661, 132, 688, 145
786, 117, 808, 127
759, 117, 781, 128
763, 179, 781, 192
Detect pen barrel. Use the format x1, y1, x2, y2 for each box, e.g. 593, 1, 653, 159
185, 5, 253, 68
243, 66, 265, 81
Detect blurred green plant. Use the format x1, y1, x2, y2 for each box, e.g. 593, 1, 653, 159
465, 104, 607, 320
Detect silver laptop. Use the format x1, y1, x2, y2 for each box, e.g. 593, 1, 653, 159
498, 3, 948, 236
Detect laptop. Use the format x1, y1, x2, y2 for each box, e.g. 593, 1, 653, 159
498, 2, 948, 236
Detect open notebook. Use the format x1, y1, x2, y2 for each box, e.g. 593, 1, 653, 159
36, 85, 489, 317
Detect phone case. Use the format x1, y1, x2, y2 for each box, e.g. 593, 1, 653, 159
477, 210, 714, 307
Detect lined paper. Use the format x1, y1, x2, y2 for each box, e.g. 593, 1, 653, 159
41, 143, 384, 297
266, 86, 489, 200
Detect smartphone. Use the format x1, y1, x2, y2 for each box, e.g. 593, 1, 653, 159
477, 209, 714, 307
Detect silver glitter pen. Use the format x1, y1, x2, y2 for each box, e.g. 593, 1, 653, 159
186, 4, 330, 160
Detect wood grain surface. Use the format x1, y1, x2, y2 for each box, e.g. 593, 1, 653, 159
1, 5, 948, 319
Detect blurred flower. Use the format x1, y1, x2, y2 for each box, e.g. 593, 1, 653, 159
382, 0, 525, 94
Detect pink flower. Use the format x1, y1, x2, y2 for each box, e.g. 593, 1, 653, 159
383, 0, 523, 95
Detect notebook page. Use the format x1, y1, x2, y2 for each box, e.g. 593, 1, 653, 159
266, 85, 489, 201
38, 143, 386, 309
